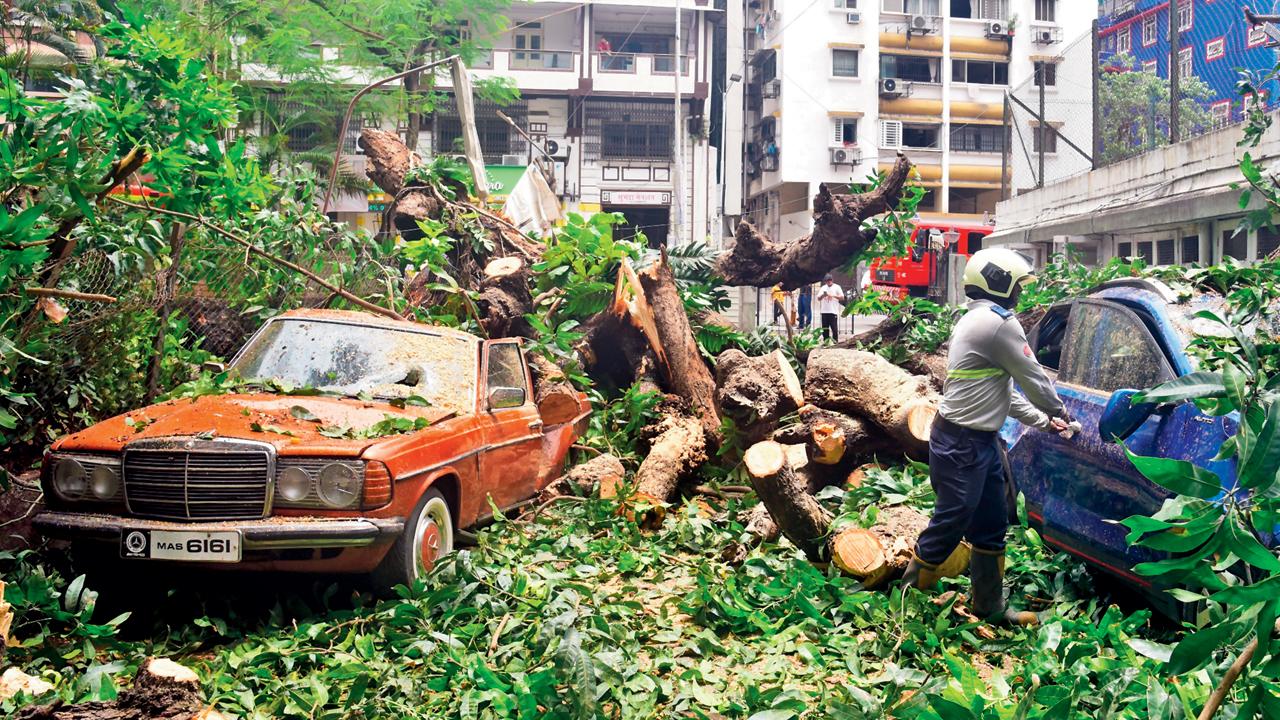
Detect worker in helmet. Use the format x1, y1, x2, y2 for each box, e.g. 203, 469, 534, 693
900, 248, 1070, 626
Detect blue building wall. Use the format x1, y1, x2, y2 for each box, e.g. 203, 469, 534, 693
1098, 1, 1279, 125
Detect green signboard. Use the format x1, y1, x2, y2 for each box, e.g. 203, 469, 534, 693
484, 165, 527, 199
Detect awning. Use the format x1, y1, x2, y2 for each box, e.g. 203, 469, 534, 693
951, 51, 1009, 61
827, 41, 865, 49
952, 116, 1005, 125
826, 110, 865, 117
881, 114, 944, 125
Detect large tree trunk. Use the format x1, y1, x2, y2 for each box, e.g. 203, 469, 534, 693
15, 658, 220, 720
476, 257, 533, 339
547, 453, 625, 498
743, 441, 834, 562
633, 414, 708, 511
803, 349, 939, 459
716, 154, 912, 290
527, 353, 582, 427
714, 348, 804, 444
636, 253, 722, 442
360, 128, 442, 229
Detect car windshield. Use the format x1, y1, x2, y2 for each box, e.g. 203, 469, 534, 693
232, 319, 477, 413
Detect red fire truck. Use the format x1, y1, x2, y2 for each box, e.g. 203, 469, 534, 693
867, 221, 995, 301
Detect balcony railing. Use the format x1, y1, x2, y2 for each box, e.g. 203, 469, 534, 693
468, 48, 578, 72
597, 53, 691, 75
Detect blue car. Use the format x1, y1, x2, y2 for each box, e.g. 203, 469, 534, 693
1003, 279, 1239, 616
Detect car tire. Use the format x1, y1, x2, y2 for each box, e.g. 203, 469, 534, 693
371, 488, 455, 593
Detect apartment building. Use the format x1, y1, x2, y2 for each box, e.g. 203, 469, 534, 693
738, 0, 1094, 245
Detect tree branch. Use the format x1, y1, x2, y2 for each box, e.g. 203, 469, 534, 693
107, 198, 406, 322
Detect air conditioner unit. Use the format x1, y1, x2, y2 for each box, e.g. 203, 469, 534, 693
760, 154, 778, 171
1033, 26, 1061, 44
500, 154, 523, 165
762, 79, 781, 98
908, 14, 936, 35
986, 21, 1010, 39
829, 146, 861, 166
879, 77, 909, 98
545, 138, 568, 159
879, 120, 903, 150
846, 10, 861, 24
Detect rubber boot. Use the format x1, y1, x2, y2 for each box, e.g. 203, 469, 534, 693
969, 547, 1038, 626
900, 542, 972, 591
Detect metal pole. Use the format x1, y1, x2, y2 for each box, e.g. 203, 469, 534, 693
1169, 0, 1181, 143
322, 55, 459, 214
1037, 63, 1046, 189
671, 0, 686, 246
1091, 18, 1101, 168
451, 56, 489, 203
1000, 93, 1010, 199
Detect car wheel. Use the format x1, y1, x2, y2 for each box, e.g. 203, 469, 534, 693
372, 488, 454, 592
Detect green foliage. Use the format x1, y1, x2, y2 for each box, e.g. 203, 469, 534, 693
846, 290, 961, 362
579, 382, 663, 470
1098, 52, 1215, 165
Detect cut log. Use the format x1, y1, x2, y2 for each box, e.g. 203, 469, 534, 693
527, 353, 581, 427
0, 668, 54, 703
743, 441, 833, 561
832, 505, 929, 588
803, 348, 939, 458
559, 453, 626, 498
810, 421, 846, 465
360, 128, 442, 230
714, 348, 804, 444
716, 154, 912, 289
632, 414, 708, 516
0, 580, 11, 653
636, 253, 722, 442
477, 256, 534, 339
15, 657, 222, 720
846, 462, 886, 489
775, 405, 890, 467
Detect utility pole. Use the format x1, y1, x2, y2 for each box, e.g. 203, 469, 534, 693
671, 0, 686, 246
1168, 0, 1181, 143
1037, 63, 1046, 189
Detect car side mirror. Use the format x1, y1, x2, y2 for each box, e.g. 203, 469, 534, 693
1099, 389, 1158, 442
202, 361, 226, 374
487, 386, 526, 410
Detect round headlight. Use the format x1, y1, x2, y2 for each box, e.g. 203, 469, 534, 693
317, 463, 360, 508
53, 458, 88, 500
278, 466, 312, 503
89, 465, 119, 500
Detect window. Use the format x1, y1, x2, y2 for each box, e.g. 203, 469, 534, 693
1117, 26, 1131, 54
1117, 241, 1133, 259
1249, 24, 1268, 48
512, 23, 544, 70
949, 0, 1006, 19
486, 343, 528, 399
760, 53, 778, 83
881, 54, 938, 82
834, 0, 857, 7
602, 121, 673, 160
1060, 302, 1174, 393
1210, 101, 1230, 126
952, 59, 1009, 85
1034, 61, 1057, 87
1178, 46, 1193, 79
435, 99, 528, 162
1031, 125, 1057, 153
1141, 15, 1157, 47
832, 117, 859, 145
1142, 59, 1158, 73
1258, 226, 1280, 259
966, 232, 986, 253
1156, 239, 1174, 265
1177, 0, 1192, 32
948, 187, 998, 214
902, 123, 941, 148
880, 120, 903, 148
1034, 0, 1055, 22
950, 124, 1004, 152
1222, 229, 1247, 260
1182, 236, 1199, 263
1137, 240, 1154, 264
833, 49, 860, 77
1206, 37, 1225, 61
883, 0, 941, 14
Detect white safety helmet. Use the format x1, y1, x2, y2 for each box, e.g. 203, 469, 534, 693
963, 248, 1036, 299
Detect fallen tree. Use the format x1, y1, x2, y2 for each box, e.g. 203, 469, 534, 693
715, 348, 804, 445
803, 348, 938, 459
15, 658, 221, 720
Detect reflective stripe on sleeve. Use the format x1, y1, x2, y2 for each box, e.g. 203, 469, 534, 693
946, 367, 1008, 380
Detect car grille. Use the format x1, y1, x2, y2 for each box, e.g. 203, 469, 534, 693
123, 439, 274, 520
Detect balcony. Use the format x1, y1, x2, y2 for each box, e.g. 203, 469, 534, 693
592, 53, 695, 95
461, 48, 582, 92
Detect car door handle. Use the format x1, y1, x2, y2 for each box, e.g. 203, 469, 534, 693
528, 420, 543, 431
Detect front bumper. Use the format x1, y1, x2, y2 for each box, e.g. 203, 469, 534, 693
34, 511, 405, 550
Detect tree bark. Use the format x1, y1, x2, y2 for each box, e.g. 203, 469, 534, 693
527, 353, 582, 427
633, 414, 707, 511
636, 253, 723, 443
714, 348, 804, 444
360, 128, 442, 226
476, 256, 533, 339
548, 453, 625, 498
744, 441, 834, 562
803, 348, 939, 459
15, 658, 220, 720
829, 505, 929, 588
716, 154, 912, 290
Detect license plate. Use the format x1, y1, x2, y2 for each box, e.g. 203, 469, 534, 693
875, 269, 895, 282
120, 529, 242, 562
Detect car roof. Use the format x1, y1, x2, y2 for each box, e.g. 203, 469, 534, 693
275, 309, 482, 343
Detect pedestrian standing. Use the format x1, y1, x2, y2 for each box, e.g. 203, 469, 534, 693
797, 284, 813, 328
816, 274, 844, 342
899, 249, 1071, 627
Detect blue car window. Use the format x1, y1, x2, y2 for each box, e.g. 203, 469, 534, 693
1060, 302, 1173, 394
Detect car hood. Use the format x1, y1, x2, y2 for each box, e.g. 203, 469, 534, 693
53, 394, 457, 455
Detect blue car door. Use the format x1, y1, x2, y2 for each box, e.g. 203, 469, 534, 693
1008, 299, 1182, 585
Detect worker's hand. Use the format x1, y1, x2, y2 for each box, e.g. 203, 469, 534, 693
1046, 417, 1070, 434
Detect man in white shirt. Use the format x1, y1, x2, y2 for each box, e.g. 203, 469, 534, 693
815, 274, 845, 342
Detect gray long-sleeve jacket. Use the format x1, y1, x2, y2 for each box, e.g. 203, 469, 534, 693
937, 299, 1067, 432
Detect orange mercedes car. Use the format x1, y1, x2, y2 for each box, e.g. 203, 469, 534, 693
34, 310, 590, 589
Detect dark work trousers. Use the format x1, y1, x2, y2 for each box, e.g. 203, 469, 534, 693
821, 312, 839, 342
798, 298, 812, 328
915, 416, 1009, 565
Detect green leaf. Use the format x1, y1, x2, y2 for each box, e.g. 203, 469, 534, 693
1221, 517, 1280, 572
1123, 447, 1223, 500
1133, 372, 1225, 404
289, 405, 320, 422
1167, 621, 1238, 674
1224, 362, 1250, 412
1240, 400, 1280, 490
